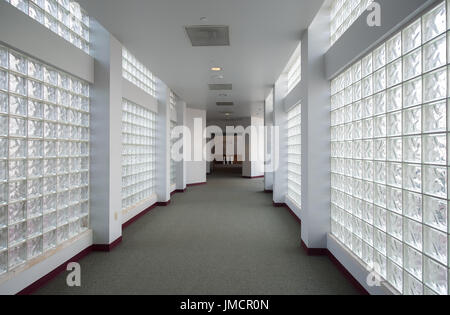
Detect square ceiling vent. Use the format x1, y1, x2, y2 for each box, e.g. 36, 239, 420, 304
209, 84, 232, 91
185, 25, 230, 46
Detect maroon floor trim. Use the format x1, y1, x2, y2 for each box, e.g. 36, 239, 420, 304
327, 250, 370, 295
264, 190, 273, 194
122, 203, 158, 229
242, 175, 265, 179
187, 182, 207, 187
92, 236, 123, 252
157, 201, 171, 206
17, 245, 93, 295
274, 202, 369, 295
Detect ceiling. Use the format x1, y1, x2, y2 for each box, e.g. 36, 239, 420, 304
78, 0, 324, 120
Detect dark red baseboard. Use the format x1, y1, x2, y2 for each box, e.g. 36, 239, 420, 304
171, 188, 187, 196
242, 175, 265, 179
92, 236, 123, 252
264, 190, 273, 194
157, 201, 171, 206
122, 204, 158, 229
300, 240, 328, 256
187, 182, 207, 187
17, 245, 93, 295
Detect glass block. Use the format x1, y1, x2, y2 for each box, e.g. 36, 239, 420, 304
403, 136, 421, 163
9, 117, 26, 138
44, 140, 57, 157
0, 46, 7, 69
28, 59, 44, 81
374, 162, 386, 184
422, 2, 446, 43
44, 104, 58, 121
27, 236, 43, 259
28, 100, 43, 119
28, 140, 43, 158
423, 196, 447, 232
387, 60, 402, 88
386, 32, 402, 63
403, 78, 422, 108
374, 251, 387, 278
424, 257, 448, 295
423, 35, 446, 72
0, 70, 7, 91
423, 100, 446, 133
404, 218, 423, 251
8, 201, 26, 225
403, 164, 422, 193
28, 80, 43, 100
386, 86, 402, 112
9, 180, 26, 202
403, 49, 422, 81
374, 228, 387, 255
8, 221, 26, 246
374, 139, 386, 160
387, 137, 402, 162
43, 159, 57, 176
57, 224, 69, 243
423, 68, 446, 103
387, 162, 402, 188
373, 69, 386, 93
44, 67, 58, 86
404, 245, 423, 280
373, 44, 386, 70
0, 206, 6, 228
403, 191, 422, 222
403, 19, 421, 54
388, 236, 403, 266
28, 197, 43, 218
9, 95, 27, 117
387, 259, 403, 293
44, 85, 57, 103
387, 187, 402, 214
28, 120, 43, 138
404, 271, 423, 295
28, 178, 43, 198
43, 229, 57, 251
8, 242, 27, 269
0, 92, 7, 113
362, 54, 373, 77
43, 194, 57, 213
387, 210, 403, 240
403, 106, 422, 135
423, 134, 446, 165
9, 73, 27, 96
9, 51, 27, 75
424, 226, 447, 265
9, 139, 27, 158
9, 159, 26, 180
423, 166, 447, 198
362, 76, 373, 98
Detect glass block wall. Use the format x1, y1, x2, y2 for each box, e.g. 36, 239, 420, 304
330, 1, 449, 295
4, 0, 90, 54
0, 45, 90, 275
287, 103, 301, 207
287, 44, 301, 95
122, 48, 157, 98
330, 0, 373, 46
170, 120, 176, 188
121, 99, 156, 211
169, 90, 176, 110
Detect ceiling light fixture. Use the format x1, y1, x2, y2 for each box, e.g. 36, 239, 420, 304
211, 67, 222, 71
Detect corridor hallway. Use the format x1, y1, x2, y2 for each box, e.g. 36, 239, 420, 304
35, 170, 358, 295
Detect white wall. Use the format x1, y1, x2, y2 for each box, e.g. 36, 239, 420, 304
186, 108, 207, 185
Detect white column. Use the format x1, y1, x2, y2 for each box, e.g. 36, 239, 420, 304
89, 22, 123, 245
156, 82, 171, 203
176, 100, 187, 191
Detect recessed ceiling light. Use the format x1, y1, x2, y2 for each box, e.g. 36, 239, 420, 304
200, 17, 208, 22
224, 113, 231, 116
211, 67, 222, 71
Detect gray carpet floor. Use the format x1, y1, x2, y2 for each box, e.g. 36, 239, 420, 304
35, 168, 359, 295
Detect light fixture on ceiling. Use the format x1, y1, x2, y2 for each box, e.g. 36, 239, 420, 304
211, 67, 222, 71
200, 17, 208, 22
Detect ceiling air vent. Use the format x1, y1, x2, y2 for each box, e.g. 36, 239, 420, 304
216, 102, 234, 106
185, 26, 230, 46
209, 84, 232, 91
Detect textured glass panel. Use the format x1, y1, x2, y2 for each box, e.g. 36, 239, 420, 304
423, 68, 447, 102
422, 2, 446, 42
423, 35, 446, 72
424, 257, 448, 295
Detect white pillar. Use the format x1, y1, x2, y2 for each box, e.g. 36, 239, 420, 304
156, 82, 171, 203
89, 21, 123, 246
